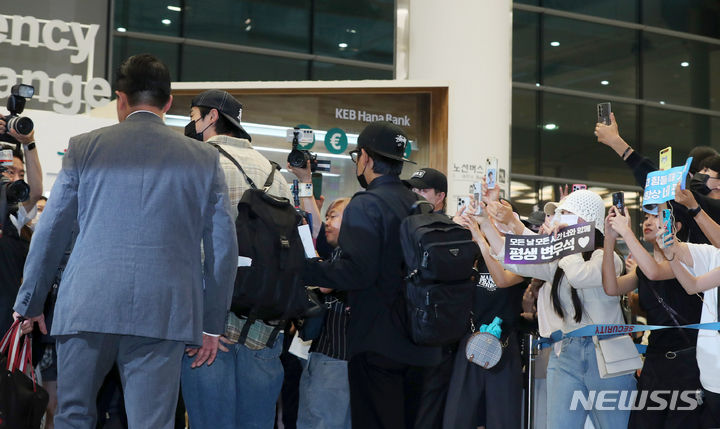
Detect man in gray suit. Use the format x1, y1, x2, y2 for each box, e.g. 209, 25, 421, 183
12, 54, 238, 429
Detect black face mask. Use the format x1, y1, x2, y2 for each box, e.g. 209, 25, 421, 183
184, 120, 203, 141
356, 163, 368, 189
690, 173, 713, 195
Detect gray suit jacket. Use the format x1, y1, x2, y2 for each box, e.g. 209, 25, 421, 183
14, 111, 238, 345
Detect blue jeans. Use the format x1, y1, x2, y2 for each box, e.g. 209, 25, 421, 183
296, 352, 351, 429
546, 337, 636, 429
181, 334, 284, 429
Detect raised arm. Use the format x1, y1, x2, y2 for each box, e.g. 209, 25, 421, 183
667, 257, 720, 294
459, 214, 524, 288
602, 213, 639, 296
596, 113, 657, 188
675, 184, 720, 247
608, 206, 673, 280
288, 161, 323, 239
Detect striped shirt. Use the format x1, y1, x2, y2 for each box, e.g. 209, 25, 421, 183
310, 248, 350, 361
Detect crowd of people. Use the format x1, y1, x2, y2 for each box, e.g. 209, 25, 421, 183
4, 52, 720, 429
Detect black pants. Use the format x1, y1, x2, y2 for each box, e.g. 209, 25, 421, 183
702, 389, 720, 429
442, 332, 522, 429
413, 346, 456, 429
348, 351, 442, 429
628, 352, 702, 429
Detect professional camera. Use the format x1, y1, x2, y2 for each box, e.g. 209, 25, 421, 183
0, 84, 35, 145
287, 127, 319, 172
0, 148, 30, 205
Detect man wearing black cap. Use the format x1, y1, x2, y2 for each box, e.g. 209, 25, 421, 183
181, 90, 294, 429
304, 121, 442, 428
405, 167, 448, 213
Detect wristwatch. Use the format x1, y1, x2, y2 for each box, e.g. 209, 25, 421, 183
688, 206, 702, 218
25, 142, 36, 151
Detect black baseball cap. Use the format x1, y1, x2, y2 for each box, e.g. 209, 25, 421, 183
357, 121, 415, 164
192, 89, 252, 141
403, 168, 447, 193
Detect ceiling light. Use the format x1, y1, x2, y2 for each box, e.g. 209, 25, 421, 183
167, 5, 181, 12
245, 18, 252, 24
161, 19, 172, 25
681, 61, 690, 67
245, 25, 252, 31
601, 80, 609, 85
544, 123, 558, 130
550, 41, 560, 47
535, 83, 540, 87
338, 42, 348, 48
116, 27, 127, 32
659, 101, 666, 105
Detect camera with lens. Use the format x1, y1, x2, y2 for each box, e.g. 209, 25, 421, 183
287, 127, 319, 172
0, 148, 30, 205
1, 84, 35, 145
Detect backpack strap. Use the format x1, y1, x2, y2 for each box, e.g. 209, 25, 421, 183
210, 143, 278, 192
263, 161, 279, 191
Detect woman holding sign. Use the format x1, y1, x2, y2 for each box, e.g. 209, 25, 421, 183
479, 189, 635, 429
603, 206, 702, 428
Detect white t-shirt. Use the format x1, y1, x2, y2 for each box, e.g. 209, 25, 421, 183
683, 243, 720, 394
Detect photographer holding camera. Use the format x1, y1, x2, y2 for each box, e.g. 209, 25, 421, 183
0, 96, 44, 336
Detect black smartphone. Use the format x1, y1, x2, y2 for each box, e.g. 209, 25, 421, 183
597, 102, 611, 126
311, 172, 322, 200
612, 191, 624, 212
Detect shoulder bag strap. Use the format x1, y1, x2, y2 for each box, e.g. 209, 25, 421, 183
209, 143, 257, 190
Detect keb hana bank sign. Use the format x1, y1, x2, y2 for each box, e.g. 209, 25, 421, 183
0, 2, 112, 115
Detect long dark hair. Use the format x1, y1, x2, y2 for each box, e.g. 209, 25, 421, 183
550, 229, 605, 323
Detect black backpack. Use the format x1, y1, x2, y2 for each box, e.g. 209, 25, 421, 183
400, 203, 479, 346
212, 145, 313, 343
366, 192, 479, 346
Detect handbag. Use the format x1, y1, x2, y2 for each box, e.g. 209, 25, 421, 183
0, 319, 49, 429
593, 334, 643, 379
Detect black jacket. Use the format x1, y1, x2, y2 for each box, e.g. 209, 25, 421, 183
303, 175, 442, 366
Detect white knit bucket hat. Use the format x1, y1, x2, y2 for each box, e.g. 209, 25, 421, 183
555, 189, 605, 234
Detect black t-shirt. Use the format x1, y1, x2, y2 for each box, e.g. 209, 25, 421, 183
0, 219, 28, 335
636, 267, 702, 353
473, 255, 526, 332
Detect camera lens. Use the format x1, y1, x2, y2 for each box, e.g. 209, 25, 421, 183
287, 149, 309, 168
8, 116, 33, 135
5, 180, 30, 204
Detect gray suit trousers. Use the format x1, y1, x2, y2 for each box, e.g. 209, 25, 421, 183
54, 332, 185, 429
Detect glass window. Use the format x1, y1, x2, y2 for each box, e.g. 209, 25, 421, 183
513, 11, 539, 83
643, 0, 720, 40
511, 89, 538, 175
183, 0, 312, 53
542, 16, 637, 98
311, 63, 392, 80
642, 107, 720, 166
540, 0, 638, 23
539, 93, 637, 185
114, 0, 182, 36
313, 0, 394, 64
180, 47, 309, 81
643, 33, 720, 110
112, 38, 180, 82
